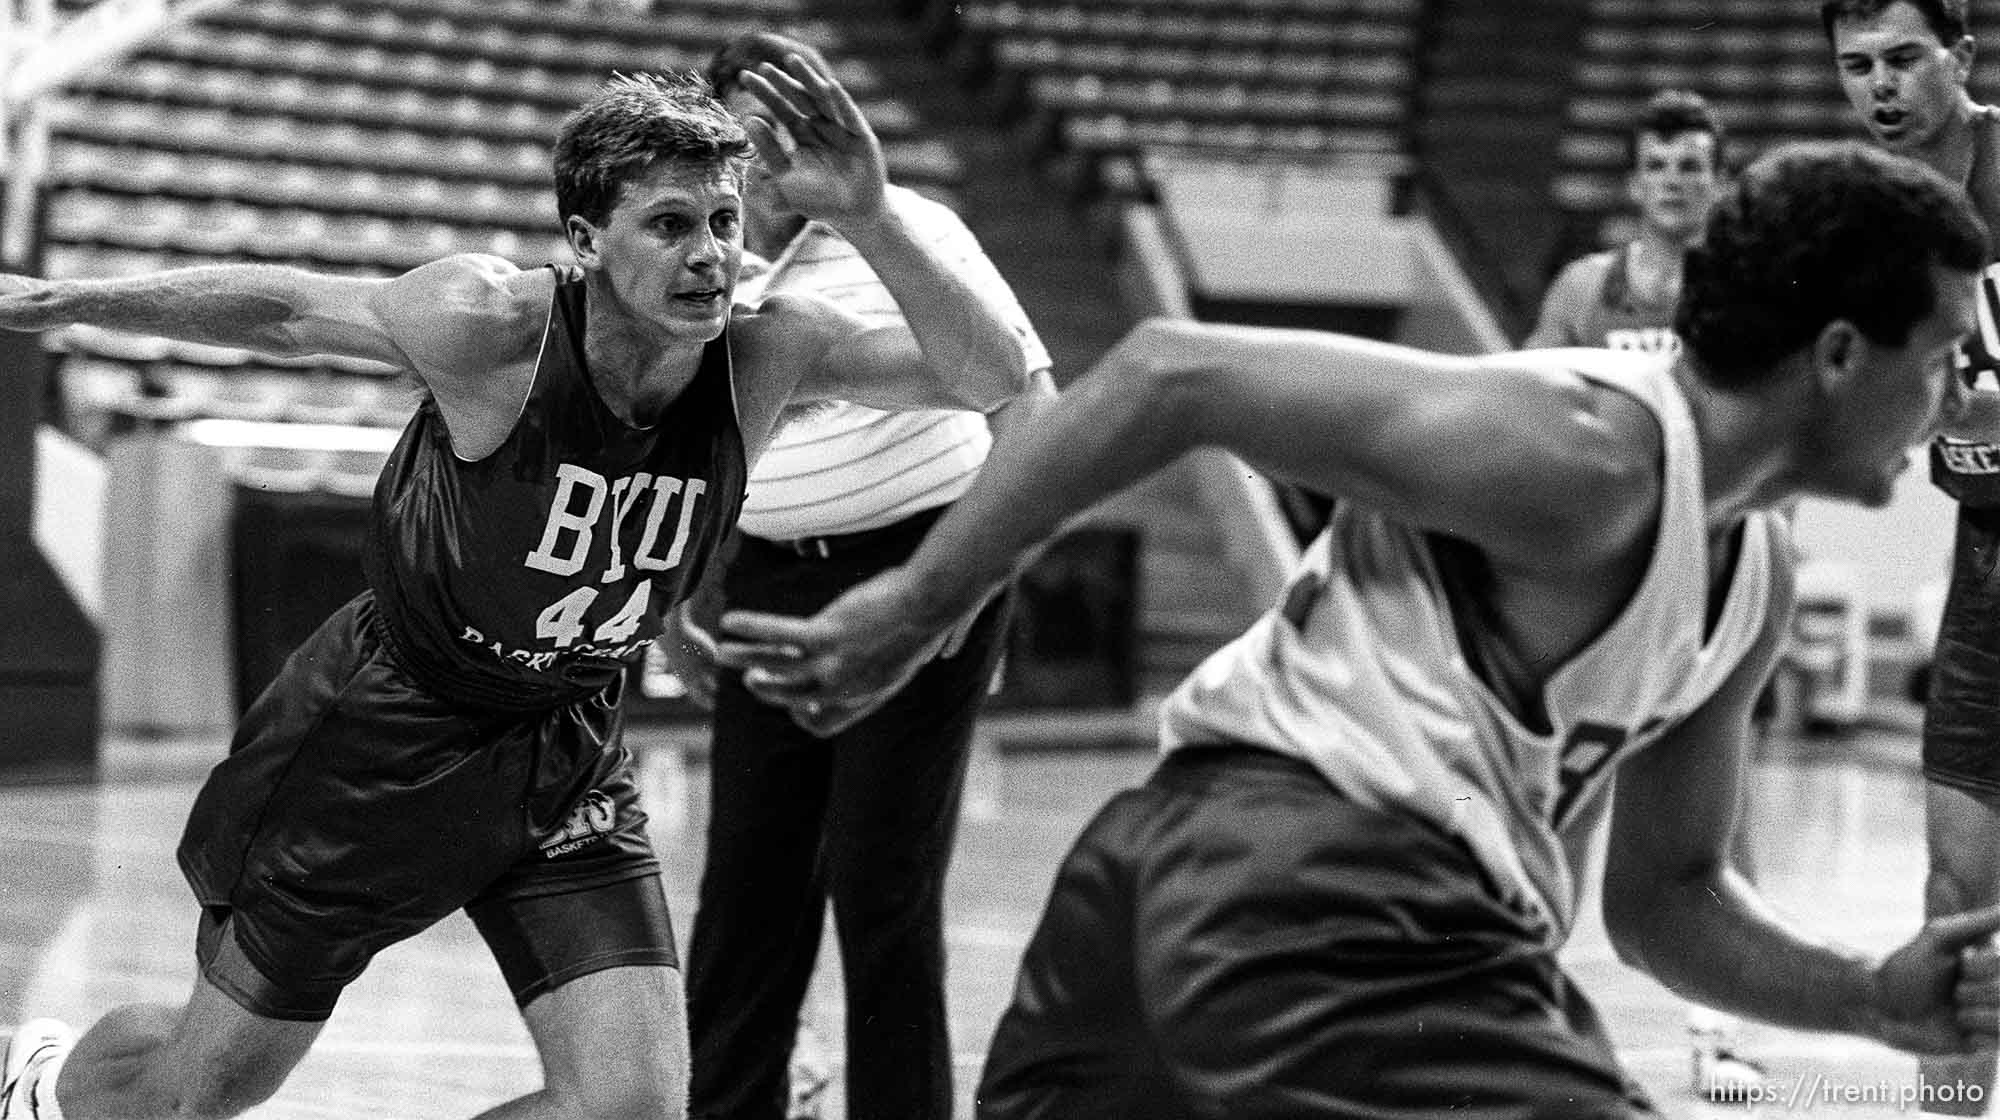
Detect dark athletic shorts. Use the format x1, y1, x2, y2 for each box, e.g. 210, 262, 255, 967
1925, 507, 2000, 798
177, 592, 676, 1021
978, 745, 1657, 1120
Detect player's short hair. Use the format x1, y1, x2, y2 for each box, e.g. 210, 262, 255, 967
1676, 140, 1988, 388
1625, 89, 1725, 169
705, 29, 835, 101
553, 70, 753, 227
1820, 0, 1968, 45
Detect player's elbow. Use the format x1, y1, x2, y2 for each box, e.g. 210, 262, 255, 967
239, 300, 325, 359
1603, 879, 1702, 981
911, 315, 1031, 413
1071, 321, 1196, 451
1040, 317, 1212, 455
1601, 884, 1663, 973
1601, 851, 1716, 978
1104, 317, 1216, 414
957, 340, 1033, 412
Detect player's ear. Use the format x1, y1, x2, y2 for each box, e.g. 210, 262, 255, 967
1812, 318, 1865, 400
566, 214, 602, 269
1952, 35, 1976, 84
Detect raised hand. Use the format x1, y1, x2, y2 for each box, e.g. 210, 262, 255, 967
738, 52, 886, 231
1867, 904, 2000, 1058
714, 567, 952, 736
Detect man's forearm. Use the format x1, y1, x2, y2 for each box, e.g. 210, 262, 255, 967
1611, 866, 1882, 1038
0, 266, 321, 355
836, 194, 1028, 409
1928, 785, 2000, 914
896, 323, 1197, 628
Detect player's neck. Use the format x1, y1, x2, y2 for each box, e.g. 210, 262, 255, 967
1910, 96, 1981, 186
582, 316, 708, 427
1672, 354, 1797, 527
1627, 234, 1687, 304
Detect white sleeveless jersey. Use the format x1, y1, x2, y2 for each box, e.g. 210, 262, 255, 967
1158, 349, 1786, 942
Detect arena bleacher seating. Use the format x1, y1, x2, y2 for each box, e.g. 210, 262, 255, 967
937, 0, 1421, 203
35, 0, 965, 466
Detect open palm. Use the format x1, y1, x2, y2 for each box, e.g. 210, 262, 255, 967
739, 53, 886, 229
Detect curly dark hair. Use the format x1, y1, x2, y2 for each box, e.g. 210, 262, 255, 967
1625, 89, 1726, 168
552, 70, 753, 227
1676, 140, 1988, 388
1820, 0, 1968, 44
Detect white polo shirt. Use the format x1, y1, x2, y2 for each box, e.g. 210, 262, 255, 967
733, 186, 1050, 540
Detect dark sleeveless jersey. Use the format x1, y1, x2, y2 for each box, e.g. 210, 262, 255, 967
366, 266, 747, 710
1533, 245, 1681, 355
1932, 105, 2000, 509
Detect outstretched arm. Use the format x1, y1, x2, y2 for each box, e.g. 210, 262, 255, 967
1605, 564, 2000, 1061
737, 53, 1027, 413
717, 317, 1658, 731
0, 265, 407, 365
0, 254, 545, 384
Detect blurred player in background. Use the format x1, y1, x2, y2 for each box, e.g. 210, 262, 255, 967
1526, 90, 1724, 356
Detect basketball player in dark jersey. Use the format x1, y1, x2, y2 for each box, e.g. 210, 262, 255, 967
723, 141, 2000, 1119
1829, 1, 2000, 1109
1526, 90, 1724, 356
0, 59, 1029, 1120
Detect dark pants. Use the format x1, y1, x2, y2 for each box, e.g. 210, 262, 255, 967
978, 746, 1657, 1120
688, 508, 1011, 1120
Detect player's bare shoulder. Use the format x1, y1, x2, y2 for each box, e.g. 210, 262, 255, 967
1485, 347, 1665, 466
1485, 348, 1666, 566
375, 254, 553, 377
730, 290, 844, 366
725, 290, 849, 444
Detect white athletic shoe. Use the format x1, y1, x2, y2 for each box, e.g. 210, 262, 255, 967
1691, 1024, 1767, 1104
786, 1021, 832, 1120
0, 1019, 74, 1120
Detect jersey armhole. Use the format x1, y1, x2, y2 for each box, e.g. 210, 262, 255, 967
441, 276, 558, 463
